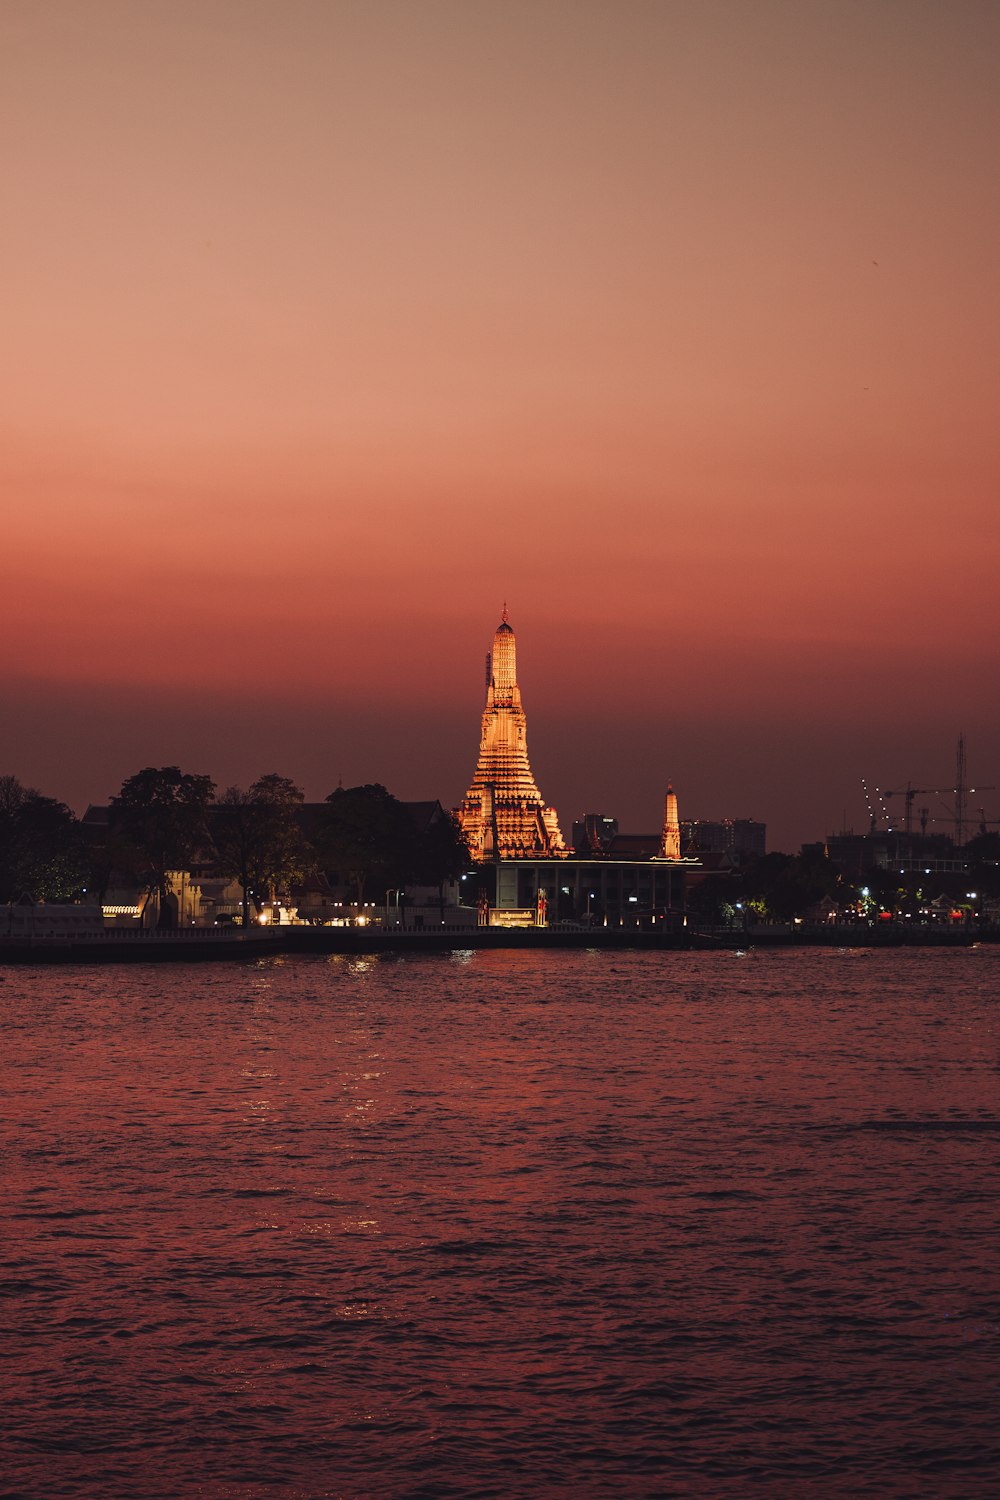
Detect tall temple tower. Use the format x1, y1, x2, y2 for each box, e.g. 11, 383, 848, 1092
456, 608, 567, 861
660, 783, 681, 860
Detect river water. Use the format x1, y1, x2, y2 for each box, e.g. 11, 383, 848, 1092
2, 947, 999, 1498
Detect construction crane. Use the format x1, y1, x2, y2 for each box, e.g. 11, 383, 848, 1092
882, 735, 994, 844
882, 784, 954, 836
954, 733, 993, 846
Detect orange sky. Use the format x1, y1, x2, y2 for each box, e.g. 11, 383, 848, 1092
2, 0, 998, 848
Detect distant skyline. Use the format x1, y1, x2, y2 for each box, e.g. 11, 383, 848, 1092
3, 1, 998, 851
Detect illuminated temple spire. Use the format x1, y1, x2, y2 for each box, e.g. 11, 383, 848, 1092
660, 783, 681, 860
456, 610, 567, 861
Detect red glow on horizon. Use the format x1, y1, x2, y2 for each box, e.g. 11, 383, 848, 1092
2, 3, 998, 848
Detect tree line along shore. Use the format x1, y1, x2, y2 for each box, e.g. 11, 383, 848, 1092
2, 765, 999, 931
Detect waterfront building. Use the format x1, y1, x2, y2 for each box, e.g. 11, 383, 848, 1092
476, 788, 698, 927
456, 608, 567, 860
483, 846, 699, 928
825, 829, 965, 877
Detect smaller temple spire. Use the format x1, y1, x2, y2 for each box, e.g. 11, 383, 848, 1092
660, 783, 681, 860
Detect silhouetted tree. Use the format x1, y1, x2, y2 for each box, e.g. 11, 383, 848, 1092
0, 776, 87, 902
412, 810, 471, 915
212, 787, 258, 927
0, 775, 29, 819
111, 767, 216, 928
213, 774, 312, 925
685, 874, 732, 923
250, 775, 311, 894
319, 784, 415, 904
964, 833, 1000, 901
738, 849, 842, 921
82, 815, 136, 907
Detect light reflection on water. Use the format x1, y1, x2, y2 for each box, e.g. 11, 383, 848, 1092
2, 947, 999, 1498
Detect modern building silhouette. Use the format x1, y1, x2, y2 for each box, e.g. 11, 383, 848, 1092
681, 818, 766, 861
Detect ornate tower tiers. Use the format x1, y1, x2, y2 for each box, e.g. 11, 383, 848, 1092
457, 609, 567, 861
660, 783, 681, 859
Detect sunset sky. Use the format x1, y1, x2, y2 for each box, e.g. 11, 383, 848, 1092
3, 0, 998, 849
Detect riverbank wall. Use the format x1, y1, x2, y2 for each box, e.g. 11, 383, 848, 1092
0, 922, 995, 963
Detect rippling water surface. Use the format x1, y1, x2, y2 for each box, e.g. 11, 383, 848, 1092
2, 947, 999, 1498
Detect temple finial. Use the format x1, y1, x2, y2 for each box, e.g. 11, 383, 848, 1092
501, 600, 509, 623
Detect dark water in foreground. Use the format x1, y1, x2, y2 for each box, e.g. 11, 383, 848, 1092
2, 948, 999, 1499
